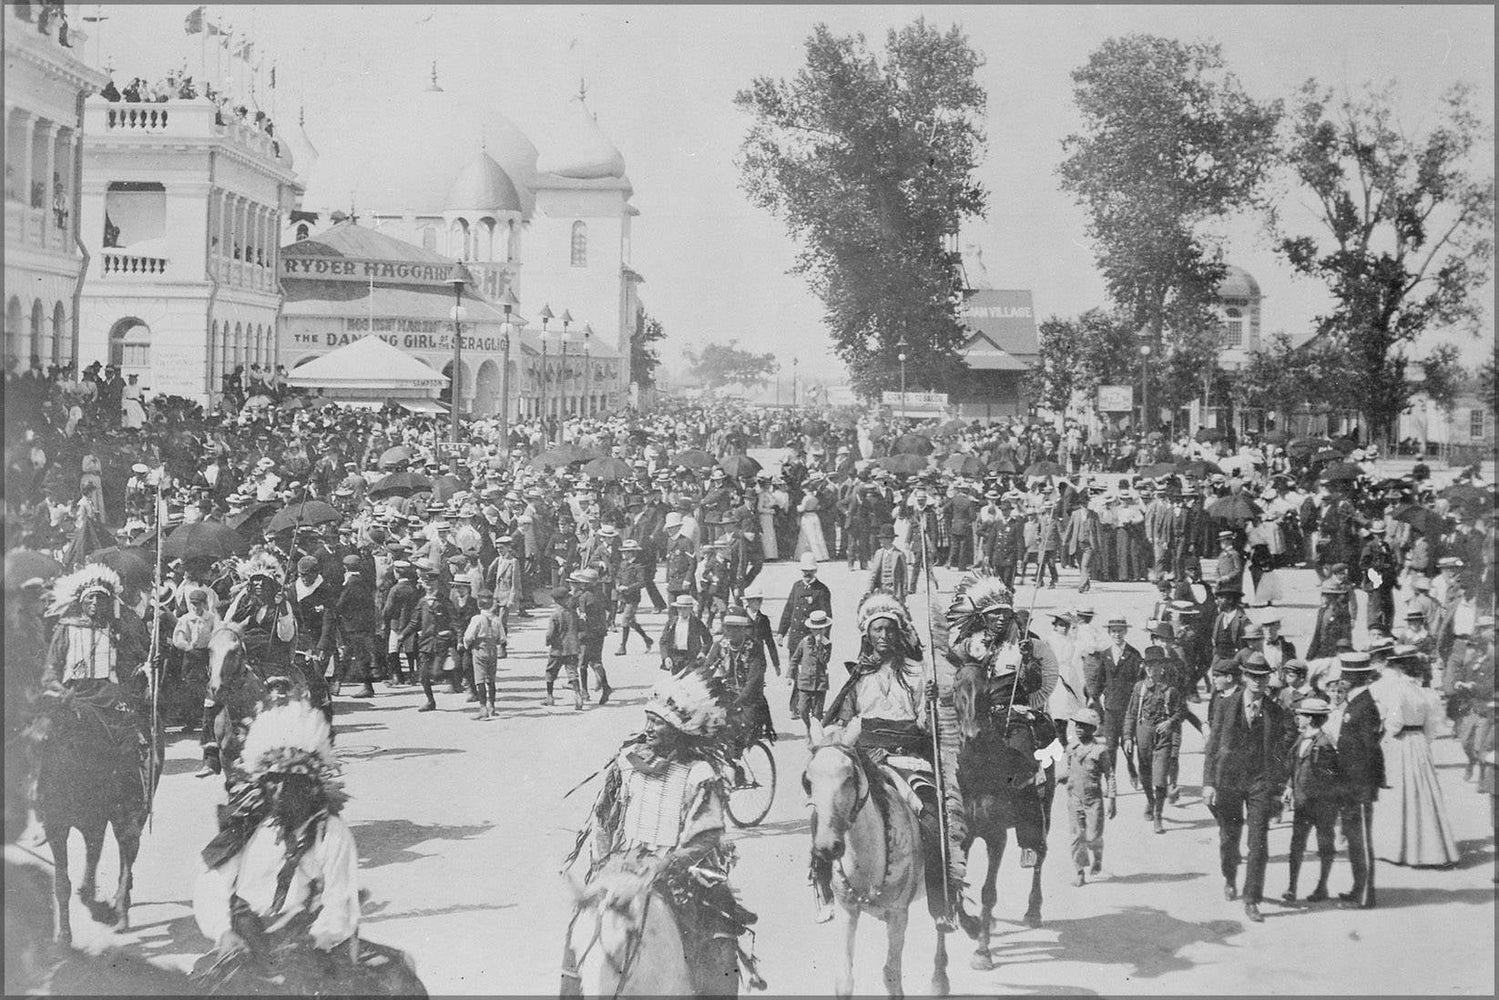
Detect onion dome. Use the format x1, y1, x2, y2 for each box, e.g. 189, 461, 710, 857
445, 150, 522, 213
1217, 265, 1261, 299
281, 106, 319, 178
536, 91, 625, 180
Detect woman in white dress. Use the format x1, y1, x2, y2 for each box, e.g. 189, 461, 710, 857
755, 476, 780, 561
1373, 647, 1460, 866
1242, 515, 1283, 606
793, 491, 829, 562
120, 373, 148, 429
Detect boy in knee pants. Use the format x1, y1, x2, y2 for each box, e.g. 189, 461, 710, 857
1067, 707, 1116, 884
1282, 697, 1341, 902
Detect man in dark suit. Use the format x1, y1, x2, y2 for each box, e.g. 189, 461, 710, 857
779, 553, 833, 659
1306, 579, 1354, 660
1334, 650, 1384, 909
1202, 652, 1296, 922
1063, 499, 1104, 594
1087, 616, 1143, 789
1210, 585, 1250, 662
986, 504, 1024, 591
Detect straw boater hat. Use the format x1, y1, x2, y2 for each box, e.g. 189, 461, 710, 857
805, 610, 832, 630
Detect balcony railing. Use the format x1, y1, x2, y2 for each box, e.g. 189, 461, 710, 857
86, 97, 288, 167
103, 105, 172, 131
101, 251, 168, 276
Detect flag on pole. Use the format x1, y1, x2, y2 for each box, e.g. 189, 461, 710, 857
184, 6, 206, 34
235, 40, 255, 63
206, 20, 223, 37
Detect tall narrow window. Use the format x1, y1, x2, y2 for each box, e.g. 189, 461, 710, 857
570, 221, 587, 267
1223, 308, 1243, 347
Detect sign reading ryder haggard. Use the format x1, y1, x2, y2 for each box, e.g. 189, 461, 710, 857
280, 256, 458, 285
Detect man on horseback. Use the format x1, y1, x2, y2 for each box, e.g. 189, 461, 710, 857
563, 671, 760, 997
821, 592, 968, 932
223, 549, 313, 704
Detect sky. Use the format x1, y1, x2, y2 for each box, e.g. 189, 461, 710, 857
85, 4, 1496, 382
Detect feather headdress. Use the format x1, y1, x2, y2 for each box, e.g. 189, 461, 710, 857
48, 563, 122, 616
235, 548, 286, 585
946, 572, 1014, 644
646, 670, 728, 737
857, 590, 910, 635
236, 700, 346, 809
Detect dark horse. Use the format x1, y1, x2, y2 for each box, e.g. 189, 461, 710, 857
206, 622, 267, 783
25, 681, 163, 946
951, 660, 1053, 971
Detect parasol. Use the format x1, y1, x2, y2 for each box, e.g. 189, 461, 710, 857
1439, 483, 1491, 509
1177, 459, 1223, 478
944, 453, 985, 477
671, 449, 718, 470
875, 453, 929, 475
89, 546, 154, 590
5, 548, 63, 590
1023, 460, 1067, 479
1393, 505, 1446, 539
226, 501, 277, 535
1287, 437, 1333, 458
162, 521, 249, 562
892, 434, 935, 456
936, 419, 969, 436
1194, 427, 1225, 443
378, 445, 415, 469
1140, 461, 1178, 480
1319, 462, 1361, 483
431, 474, 467, 502
719, 454, 763, 479
1205, 494, 1261, 525
266, 500, 343, 534
369, 471, 434, 499
582, 457, 635, 481
1331, 437, 1359, 454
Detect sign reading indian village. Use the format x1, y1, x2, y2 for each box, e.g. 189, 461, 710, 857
280, 256, 457, 285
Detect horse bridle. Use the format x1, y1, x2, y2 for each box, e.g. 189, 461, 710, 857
806, 744, 871, 828
568, 883, 655, 1000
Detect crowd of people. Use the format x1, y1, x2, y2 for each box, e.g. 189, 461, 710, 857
3, 362, 1495, 992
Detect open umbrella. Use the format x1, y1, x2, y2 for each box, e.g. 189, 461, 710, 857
1287, 437, 1333, 458
1319, 462, 1361, 483
1394, 505, 1446, 539
945, 453, 985, 477
1206, 494, 1261, 525
876, 453, 929, 475
1194, 427, 1225, 444
90, 546, 154, 591
1177, 459, 1223, 478
266, 500, 343, 534
801, 418, 829, 438
1332, 436, 1359, 454
671, 449, 718, 470
1139, 461, 1178, 480
1260, 429, 1289, 444
1311, 447, 1343, 463
379, 445, 415, 469
892, 434, 935, 456
226, 501, 277, 536
719, 454, 762, 479
162, 521, 249, 562
370, 471, 433, 499
531, 447, 586, 471
1440, 483, 1490, 508
937, 419, 968, 436
5, 549, 63, 590
243, 394, 274, 410
1023, 460, 1067, 479
431, 474, 467, 502
583, 457, 635, 481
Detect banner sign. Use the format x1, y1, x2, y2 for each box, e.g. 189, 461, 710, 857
281, 256, 457, 285
1097, 385, 1134, 412
881, 390, 948, 408
287, 330, 512, 353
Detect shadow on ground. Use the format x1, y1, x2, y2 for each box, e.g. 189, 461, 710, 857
980, 905, 1242, 978
352, 818, 495, 869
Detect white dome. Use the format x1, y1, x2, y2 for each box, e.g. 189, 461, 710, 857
301, 72, 539, 217
535, 96, 625, 180
445, 151, 522, 213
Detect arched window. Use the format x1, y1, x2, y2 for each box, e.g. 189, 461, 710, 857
29, 300, 45, 367
1223, 308, 1243, 347
4, 296, 21, 365
504, 219, 516, 261
570, 220, 587, 267
51, 302, 66, 366
449, 218, 470, 260
479, 218, 496, 261
421, 225, 437, 251
295, 222, 310, 242
233, 322, 244, 370
108, 316, 151, 372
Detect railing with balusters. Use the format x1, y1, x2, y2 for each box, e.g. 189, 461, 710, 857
101, 252, 168, 276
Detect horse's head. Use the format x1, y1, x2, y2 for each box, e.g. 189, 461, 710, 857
802, 717, 865, 862
953, 660, 989, 743
206, 622, 246, 700
570, 862, 661, 989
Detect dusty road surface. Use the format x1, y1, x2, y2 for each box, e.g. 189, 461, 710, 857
37, 555, 1497, 995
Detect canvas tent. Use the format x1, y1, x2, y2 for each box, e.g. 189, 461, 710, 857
287, 335, 448, 406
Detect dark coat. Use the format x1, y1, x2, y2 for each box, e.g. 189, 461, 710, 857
778, 578, 832, 647
1336, 686, 1386, 801
1087, 643, 1142, 714
1202, 688, 1295, 793
659, 612, 712, 669
290, 576, 337, 654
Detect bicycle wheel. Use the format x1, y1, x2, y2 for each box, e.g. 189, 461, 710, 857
726, 740, 777, 828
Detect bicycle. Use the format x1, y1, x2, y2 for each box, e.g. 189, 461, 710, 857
722, 736, 777, 828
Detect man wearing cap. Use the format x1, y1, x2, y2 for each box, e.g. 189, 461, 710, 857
788, 610, 833, 736
943, 481, 977, 571
1124, 645, 1183, 833
289, 555, 337, 700
704, 606, 771, 743
1066, 706, 1115, 885
544, 585, 584, 710
780, 553, 833, 660
332, 555, 380, 700
1360, 524, 1398, 632
1281, 696, 1341, 903
663, 514, 698, 607
986, 499, 1024, 591
405, 571, 454, 712
697, 538, 733, 632
613, 540, 654, 655
1334, 650, 1383, 908
1214, 530, 1244, 592
866, 525, 909, 603
1307, 579, 1354, 661
660, 594, 712, 675
381, 563, 420, 687
572, 569, 612, 705
1202, 651, 1295, 921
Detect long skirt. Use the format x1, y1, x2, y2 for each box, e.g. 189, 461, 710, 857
1243, 565, 1283, 606
1375, 730, 1460, 866
759, 512, 778, 561
794, 512, 829, 562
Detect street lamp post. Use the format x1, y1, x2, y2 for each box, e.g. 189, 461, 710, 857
1140, 343, 1152, 435
537, 304, 553, 425
582, 322, 593, 417
791, 357, 799, 408
497, 286, 520, 453
897, 333, 909, 419
558, 310, 572, 431
446, 261, 472, 475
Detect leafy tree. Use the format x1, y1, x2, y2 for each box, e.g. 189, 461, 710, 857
629, 309, 666, 389
736, 18, 987, 397
1478, 357, 1497, 412
1230, 333, 1347, 420
684, 340, 779, 391
1416, 344, 1467, 416
1276, 80, 1495, 443
1032, 309, 1139, 412
1058, 35, 1281, 396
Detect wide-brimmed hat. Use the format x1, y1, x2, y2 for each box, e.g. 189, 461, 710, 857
805, 610, 832, 630
1239, 652, 1271, 675
672, 593, 696, 609
1294, 697, 1332, 715
799, 553, 819, 571
1070, 707, 1101, 728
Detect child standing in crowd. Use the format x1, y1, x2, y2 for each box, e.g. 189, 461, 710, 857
463, 590, 507, 721
787, 610, 832, 736
1067, 707, 1115, 885
544, 585, 583, 711
1281, 697, 1341, 903
613, 539, 654, 655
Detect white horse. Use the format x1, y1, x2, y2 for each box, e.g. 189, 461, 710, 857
805, 717, 950, 998
563, 859, 694, 997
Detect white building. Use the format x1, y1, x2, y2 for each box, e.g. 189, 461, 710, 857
294, 69, 642, 412
73, 95, 300, 399
3, 3, 108, 372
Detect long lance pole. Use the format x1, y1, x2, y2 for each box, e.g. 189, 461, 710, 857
917, 505, 954, 925
146, 469, 165, 831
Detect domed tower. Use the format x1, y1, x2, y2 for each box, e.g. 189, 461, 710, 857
1215, 264, 1262, 361
442, 146, 524, 299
